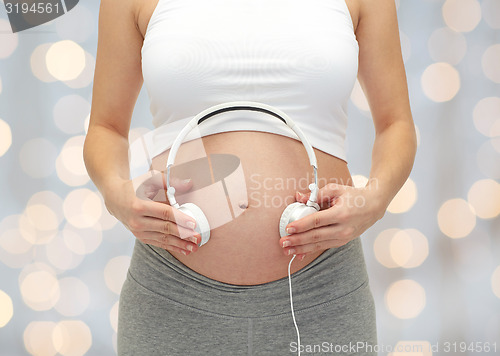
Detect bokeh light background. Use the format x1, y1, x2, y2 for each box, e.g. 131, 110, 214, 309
0, 0, 499, 354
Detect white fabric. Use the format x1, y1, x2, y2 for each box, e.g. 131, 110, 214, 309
141, 0, 359, 161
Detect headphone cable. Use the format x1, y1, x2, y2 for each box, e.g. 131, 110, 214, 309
288, 254, 301, 356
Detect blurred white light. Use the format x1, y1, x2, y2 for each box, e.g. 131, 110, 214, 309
442, 0, 481, 33
0, 219, 36, 268
385, 279, 426, 319
428, 27, 467, 65
20, 269, 60, 311
46, 40, 86, 81
390, 229, 429, 268
56, 136, 90, 186
0, 289, 14, 328
0, 19, 19, 58
375, 228, 429, 269
64, 51, 96, 89
482, 44, 500, 83
389, 341, 432, 356
52, 320, 92, 356
54, 95, 91, 134
374, 228, 400, 269
110, 301, 119, 332
96, 199, 118, 231
387, 178, 417, 214
482, 0, 500, 29
28, 191, 62, 209
492, 137, 500, 154
473, 97, 500, 137
0, 228, 32, 255
421, 62, 460, 102
19, 212, 57, 246
351, 174, 368, 188
45, 233, 84, 271
492, 266, 500, 299
467, 179, 500, 219
31, 43, 57, 83
389, 230, 412, 267
25, 204, 59, 232
402, 229, 429, 268
27, 190, 64, 224
19, 138, 58, 178
350, 79, 370, 113
0, 118, 12, 157
62, 223, 103, 255
0, 214, 20, 232
63, 189, 103, 228
438, 198, 476, 238
54, 277, 90, 317
104, 256, 131, 294
0, 216, 32, 255
84, 114, 90, 133
24, 321, 57, 356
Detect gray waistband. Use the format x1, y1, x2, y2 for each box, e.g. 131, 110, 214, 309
127, 237, 369, 318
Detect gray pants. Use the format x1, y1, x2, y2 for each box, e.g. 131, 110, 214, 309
117, 237, 377, 355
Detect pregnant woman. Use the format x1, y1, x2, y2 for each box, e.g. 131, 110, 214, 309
84, 0, 416, 354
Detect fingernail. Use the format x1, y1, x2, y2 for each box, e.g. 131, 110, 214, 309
300, 255, 305, 261
181, 250, 188, 256
186, 245, 193, 252
286, 227, 296, 234
297, 191, 305, 198
182, 179, 191, 184
282, 240, 291, 248
190, 235, 200, 245
187, 221, 196, 229
288, 248, 296, 255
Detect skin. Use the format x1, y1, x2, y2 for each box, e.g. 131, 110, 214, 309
84, 0, 416, 284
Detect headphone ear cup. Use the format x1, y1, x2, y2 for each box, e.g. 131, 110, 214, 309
279, 202, 318, 238
177, 203, 210, 247
279, 202, 302, 238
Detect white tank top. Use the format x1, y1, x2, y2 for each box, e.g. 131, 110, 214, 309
141, 0, 358, 161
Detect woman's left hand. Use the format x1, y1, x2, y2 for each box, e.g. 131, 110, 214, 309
279, 183, 387, 260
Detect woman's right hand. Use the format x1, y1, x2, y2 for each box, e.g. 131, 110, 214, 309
104, 172, 200, 256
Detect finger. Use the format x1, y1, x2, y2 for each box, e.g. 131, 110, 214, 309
316, 183, 346, 205
142, 200, 197, 230
280, 224, 341, 250
169, 176, 194, 194
140, 233, 199, 253
285, 208, 338, 234
294, 183, 346, 208
143, 217, 201, 240
142, 239, 192, 256
295, 191, 309, 203
134, 171, 166, 200
280, 229, 346, 256
295, 253, 306, 261
282, 239, 344, 256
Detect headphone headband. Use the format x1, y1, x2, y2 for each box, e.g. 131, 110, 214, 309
166, 101, 319, 208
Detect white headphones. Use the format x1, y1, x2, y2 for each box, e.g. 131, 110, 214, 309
166, 101, 320, 247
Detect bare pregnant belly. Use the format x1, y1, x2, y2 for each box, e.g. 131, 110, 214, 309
150, 131, 353, 285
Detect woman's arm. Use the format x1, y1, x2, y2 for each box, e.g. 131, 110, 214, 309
84, 0, 200, 255
279, 0, 417, 257
357, 0, 417, 207
84, 0, 142, 194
